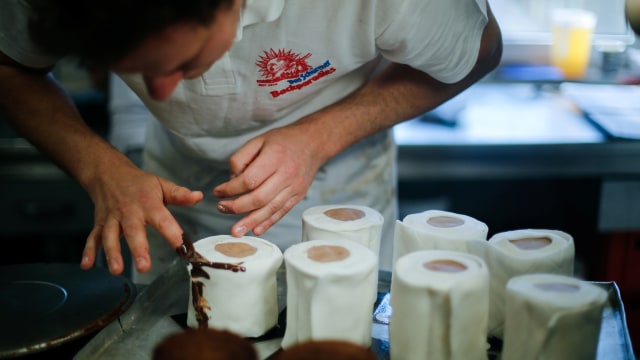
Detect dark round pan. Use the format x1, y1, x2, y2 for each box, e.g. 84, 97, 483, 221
0, 263, 136, 358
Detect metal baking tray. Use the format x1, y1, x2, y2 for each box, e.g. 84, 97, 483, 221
74, 260, 635, 359
371, 273, 636, 360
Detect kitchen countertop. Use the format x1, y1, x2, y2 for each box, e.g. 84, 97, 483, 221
394, 82, 640, 181
73, 259, 634, 360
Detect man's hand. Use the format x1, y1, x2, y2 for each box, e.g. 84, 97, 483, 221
81, 162, 203, 275
213, 124, 323, 237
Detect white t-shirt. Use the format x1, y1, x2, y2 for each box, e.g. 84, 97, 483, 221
1, 0, 487, 161
122, 0, 487, 161
0, 0, 488, 275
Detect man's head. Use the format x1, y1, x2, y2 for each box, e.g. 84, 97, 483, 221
29, 0, 233, 66
29, 0, 240, 100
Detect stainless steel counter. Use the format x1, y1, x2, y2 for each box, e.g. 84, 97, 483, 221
74, 259, 635, 360
394, 82, 640, 181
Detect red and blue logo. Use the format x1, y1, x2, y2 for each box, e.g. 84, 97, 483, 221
256, 48, 336, 98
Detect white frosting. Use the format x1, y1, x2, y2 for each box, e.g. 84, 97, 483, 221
486, 229, 575, 338
389, 250, 490, 360
392, 209, 489, 265
302, 204, 384, 258
281, 239, 378, 348
502, 273, 608, 360
186, 235, 283, 337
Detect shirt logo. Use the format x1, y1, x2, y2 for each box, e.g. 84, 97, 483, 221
256, 48, 336, 98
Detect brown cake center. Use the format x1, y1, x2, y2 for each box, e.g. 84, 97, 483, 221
307, 245, 350, 262
214, 242, 258, 258
534, 282, 580, 293
324, 208, 366, 221
423, 259, 467, 273
509, 237, 552, 250
426, 215, 464, 228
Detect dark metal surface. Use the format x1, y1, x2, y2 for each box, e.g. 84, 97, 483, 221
76, 262, 634, 360
370, 279, 636, 360
0, 263, 136, 358
393, 82, 640, 182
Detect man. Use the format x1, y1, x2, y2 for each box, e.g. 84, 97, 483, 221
0, 0, 502, 282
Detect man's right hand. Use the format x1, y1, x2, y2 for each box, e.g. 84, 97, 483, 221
81, 161, 203, 275
1, 50, 203, 276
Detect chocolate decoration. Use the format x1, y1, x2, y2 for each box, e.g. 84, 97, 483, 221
191, 281, 210, 328
176, 234, 210, 263
178, 238, 248, 329
177, 242, 193, 259
190, 267, 210, 280
189, 260, 246, 274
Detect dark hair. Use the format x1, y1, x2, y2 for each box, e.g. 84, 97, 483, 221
28, 0, 233, 66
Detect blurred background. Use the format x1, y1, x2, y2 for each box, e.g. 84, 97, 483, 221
2, 0, 640, 352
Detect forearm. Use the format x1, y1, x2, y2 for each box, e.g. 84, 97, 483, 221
293, 4, 503, 164
0, 58, 133, 194
289, 64, 460, 162
0, 57, 205, 275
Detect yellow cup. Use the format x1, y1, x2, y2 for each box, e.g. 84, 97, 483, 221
550, 9, 597, 80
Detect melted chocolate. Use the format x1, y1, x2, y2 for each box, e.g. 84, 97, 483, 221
177, 238, 247, 328
191, 281, 209, 328
190, 266, 210, 280
190, 260, 246, 275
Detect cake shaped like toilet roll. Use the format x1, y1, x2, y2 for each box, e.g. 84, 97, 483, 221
486, 229, 575, 339
392, 209, 489, 265
186, 235, 283, 337
501, 273, 608, 360
302, 204, 384, 258
389, 250, 490, 360
281, 239, 378, 349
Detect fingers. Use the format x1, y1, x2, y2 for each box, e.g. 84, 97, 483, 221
215, 166, 278, 216
251, 196, 300, 236
146, 206, 185, 251
214, 138, 269, 198
215, 138, 314, 237
222, 172, 303, 237
82, 175, 200, 275
86, 209, 184, 275
81, 225, 102, 270
214, 162, 273, 200
164, 182, 204, 207
101, 217, 124, 275
154, 179, 199, 250
229, 192, 300, 237
82, 219, 124, 275
227, 138, 263, 177
120, 215, 151, 274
